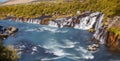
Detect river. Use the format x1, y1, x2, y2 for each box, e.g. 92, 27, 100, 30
0, 20, 120, 61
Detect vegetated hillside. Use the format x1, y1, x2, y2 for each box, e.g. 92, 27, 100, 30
0, 0, 119, 18
0, 0, 82, 19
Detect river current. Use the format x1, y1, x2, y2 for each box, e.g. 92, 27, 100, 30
0, 20, 120, 61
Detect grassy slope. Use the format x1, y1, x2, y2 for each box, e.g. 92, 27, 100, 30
0, 0, 120, 34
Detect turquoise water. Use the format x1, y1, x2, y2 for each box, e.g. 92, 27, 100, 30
0, 20, 120, 61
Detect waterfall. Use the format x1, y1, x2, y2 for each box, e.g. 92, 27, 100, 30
48, 21, 58, 27
48, 12, 105, 44
94, 14, 104, 31
14, 18, 41, 24
93, 16, 120, 44
93, 27, 108, 44
93, 14, 105, 44
11, 12, 106, 44
48, 12, 103, 30
12, 12, 104, 30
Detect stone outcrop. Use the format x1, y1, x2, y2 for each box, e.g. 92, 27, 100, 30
106, 31, 120, 53
104, 16, 120, 53
5, 26, 18, 35
87, 44, 99, 51
0, 34, 8, 40
0, 26, 8, 40
0, 26, 18, 40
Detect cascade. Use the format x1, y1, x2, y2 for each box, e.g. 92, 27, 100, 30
93, 16, 120, 44
93, 27, 108, 44
48, 12, 107, 44
12, 12, 104, 30
14, 18, 42, 24
48, 12, 103, 30
92, 14, 106, 44
11, 12, 106, 43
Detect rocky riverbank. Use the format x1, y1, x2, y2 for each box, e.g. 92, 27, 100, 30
0, 25, 18, 40
105, 16, 120, 53
0, 25, 19, 61
106, 31, 120, 53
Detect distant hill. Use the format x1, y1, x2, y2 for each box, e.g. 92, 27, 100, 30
1, 0, 82, 5
1, 0, 35, 5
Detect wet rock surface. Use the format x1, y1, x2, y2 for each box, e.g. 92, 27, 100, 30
0, 25, 18, 40
87, 44, 99, 51
104, 16, 120, 53
0, 25, 7, 40
106, 31, 120, 53
5, 26, 18, 35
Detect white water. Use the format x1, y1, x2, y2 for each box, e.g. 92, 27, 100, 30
93, 15, 120, 44
12, 12, 103, 32
48, 12, 106, 44
14, 12, 103, 30
2, 15, 119, 61
14, 18, 41, 24
93, 14, 105, 44
13, 12, 105, 43
48, 12, 103, 30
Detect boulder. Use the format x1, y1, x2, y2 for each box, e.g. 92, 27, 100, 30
87, 44, 99, 51
92, 44, 99, 48
6, 26, 18, 35
87, 45, 97, 51
0, 34, 8, 40
0, 25, 3, 34
0, 26, 18, 41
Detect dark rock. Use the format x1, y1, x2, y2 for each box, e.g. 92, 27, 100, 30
92, 44, 99, 48
0, 25, 3, 33
106, 31, 120, 53
6, 26, 18, 35
87, 44, 99, 51
0, 34, 8, 40
0, 25, 8, 40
